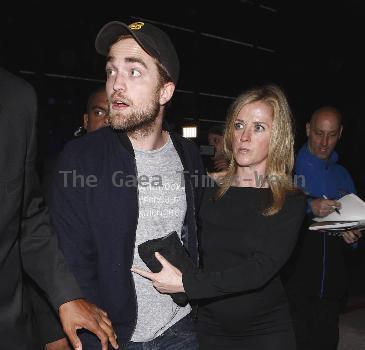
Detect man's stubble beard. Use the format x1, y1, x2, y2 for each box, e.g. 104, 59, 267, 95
109, 90, 161, 137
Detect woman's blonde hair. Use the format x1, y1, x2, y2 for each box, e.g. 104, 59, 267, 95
216, 84, 296, 215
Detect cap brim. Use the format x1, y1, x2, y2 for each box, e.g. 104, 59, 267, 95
95, 21, 159, 59
95, 21, 132, 55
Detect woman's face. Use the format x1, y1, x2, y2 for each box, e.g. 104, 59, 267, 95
232, 100, 273, 173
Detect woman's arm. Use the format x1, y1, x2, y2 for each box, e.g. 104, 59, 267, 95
133, 193, 306, 299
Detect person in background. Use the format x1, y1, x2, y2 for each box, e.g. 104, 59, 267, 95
206, 125, 228, 173
133, 84, 307, 350
50, 21, 204, 349
43, 85, 110, 199
0, 67, 118, 350
83, 85, 110, 133
73, 85, 110, 136
284, 106, 362, 350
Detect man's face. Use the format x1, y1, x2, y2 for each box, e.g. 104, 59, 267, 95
208, 133, 224, 160
83, 90, 109, 133
306, 112, 342, 160
105, 38, 163, 132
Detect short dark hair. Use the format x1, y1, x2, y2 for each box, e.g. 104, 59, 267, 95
86, 85, 106, 113
208, 125, 225, 136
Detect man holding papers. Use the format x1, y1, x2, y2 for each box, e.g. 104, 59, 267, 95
310, 193, 365, 232
284, 106, 361, 350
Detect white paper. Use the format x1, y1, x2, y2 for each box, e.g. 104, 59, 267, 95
309, 221, 360, 231
313, 194, 365, 222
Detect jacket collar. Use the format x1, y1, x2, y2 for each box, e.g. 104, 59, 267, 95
300, 142, 338, 169
114, 129, 135, 157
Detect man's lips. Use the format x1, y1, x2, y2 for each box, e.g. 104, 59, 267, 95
111, 99, 130, 110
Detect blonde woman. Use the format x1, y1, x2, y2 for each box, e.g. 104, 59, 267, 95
133, 84, 306, 350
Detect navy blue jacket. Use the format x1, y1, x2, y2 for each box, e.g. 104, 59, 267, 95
285, 143, 355, 299
50, 127, 205, 348
295, 143, 355, 205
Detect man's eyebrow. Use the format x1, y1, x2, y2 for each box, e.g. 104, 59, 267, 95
125, 57, 148, 69
105, 56, 148, 70
91, 105, 107, 110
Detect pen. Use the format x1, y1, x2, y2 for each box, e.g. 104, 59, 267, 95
323, 195, 341, 215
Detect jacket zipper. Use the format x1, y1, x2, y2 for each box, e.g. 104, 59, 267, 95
320, 233, 326, 298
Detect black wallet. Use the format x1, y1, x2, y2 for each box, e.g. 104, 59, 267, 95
137, 231, 195, 306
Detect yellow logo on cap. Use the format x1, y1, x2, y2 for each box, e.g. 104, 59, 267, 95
128, 22, 144, 31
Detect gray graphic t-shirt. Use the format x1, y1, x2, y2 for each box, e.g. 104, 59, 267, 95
131, 135, 190, 342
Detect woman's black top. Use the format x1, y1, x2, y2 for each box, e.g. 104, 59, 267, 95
183, 186, 306, 337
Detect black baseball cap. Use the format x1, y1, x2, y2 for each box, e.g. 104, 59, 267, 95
95, 21, 180, 84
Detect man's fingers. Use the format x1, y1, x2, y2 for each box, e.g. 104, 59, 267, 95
131, 266, 155, 280
59, 299, 118, 350
351, 229, 362, 238
343, 231, 356, 244
324, 199, 339, 207
63, 328, 82, 350
92, 306, 111, 325
45, 337, 72, 350
99, 309, 108, 317
346, 231, 357, 240
343, 235, 353, 244
98, 319, 119, 349
85, 321, 109, 350
100, 313, 112, 327
87, 309, 118, 349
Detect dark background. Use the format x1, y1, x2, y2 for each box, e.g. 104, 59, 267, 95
1, 0, 364, 196
1, 0, 365, 296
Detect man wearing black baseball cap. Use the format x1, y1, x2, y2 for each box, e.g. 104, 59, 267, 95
50, 20, 203, 349
95, 21, 179, 85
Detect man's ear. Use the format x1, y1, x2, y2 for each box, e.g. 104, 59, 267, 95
83, 114, 88, 130
306, 122, 310, 137
159, 82, 175, 105
338, 125, 343, 139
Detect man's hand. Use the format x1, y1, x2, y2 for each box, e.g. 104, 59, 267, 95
59, 299, 118, 350
311, 198, 341, 217
131, 252, 184, 294
342, 229, 362, 244
46, 338, 71, 350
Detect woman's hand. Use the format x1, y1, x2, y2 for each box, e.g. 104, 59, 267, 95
131, 252, 185, 294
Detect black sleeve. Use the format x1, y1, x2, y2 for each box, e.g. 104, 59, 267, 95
27, 279, 66, 345
183, 192, 307, 299
50, 143, 99, 303
19, 85, 83, 310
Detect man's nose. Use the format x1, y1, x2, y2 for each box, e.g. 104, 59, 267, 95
321, 135, 329, 146
113, 73, 126, 92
